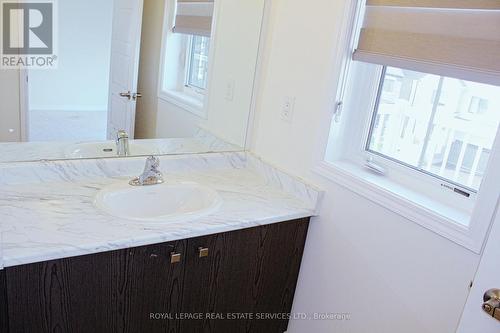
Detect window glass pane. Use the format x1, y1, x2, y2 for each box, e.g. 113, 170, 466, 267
187, 35, 210, 90
367, 66, 500, 191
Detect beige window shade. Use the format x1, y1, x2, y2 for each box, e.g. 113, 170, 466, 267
173, 0, 214, 37
353, 1, 500, 85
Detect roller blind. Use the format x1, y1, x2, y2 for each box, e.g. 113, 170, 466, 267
173, 0, 214, 37
353, 0, 500, 85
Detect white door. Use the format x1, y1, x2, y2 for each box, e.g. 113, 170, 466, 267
457, 202, 500, 333
107, 0, 144, 139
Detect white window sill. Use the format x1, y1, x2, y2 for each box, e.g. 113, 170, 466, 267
313, 160, 482, 252
159, 90, 206, 119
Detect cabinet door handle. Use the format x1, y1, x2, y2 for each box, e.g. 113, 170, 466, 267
170, 252, 181, 264
198, 247, 209, 258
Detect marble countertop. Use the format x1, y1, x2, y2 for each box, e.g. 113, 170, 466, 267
0, 128, 240, 163
0, 152, 321, 269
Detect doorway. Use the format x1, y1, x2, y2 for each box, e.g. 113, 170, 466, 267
25, 0, 114, 142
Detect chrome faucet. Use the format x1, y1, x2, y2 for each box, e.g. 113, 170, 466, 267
116, 130, 130, 156
129, 156, 164, 186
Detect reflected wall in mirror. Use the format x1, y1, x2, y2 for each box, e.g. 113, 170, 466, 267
0, 0, 265, 162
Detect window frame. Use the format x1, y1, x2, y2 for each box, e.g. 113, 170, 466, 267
364, 66, 491, 195
184, 35, 210, 95
314, 0, 500, 254
332, 61, 478, 214
157, 0, 214, 119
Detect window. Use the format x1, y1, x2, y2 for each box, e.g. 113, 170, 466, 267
159, 31, 211, 117
320, 0, 500, 252
468, 97, 489, 116
185, 35, 210, 91
159, 0, 214, 118
367, 66, 500, 192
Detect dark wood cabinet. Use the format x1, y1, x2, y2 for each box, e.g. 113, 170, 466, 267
2, 218, 309, 333
181, 220, 309, 333
1, 270, 8, 333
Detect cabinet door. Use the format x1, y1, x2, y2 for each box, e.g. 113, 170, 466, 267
181, 219, 309, 333
5, 240, 186, 333
0, 270, 8, 333
116, 240, 187, 333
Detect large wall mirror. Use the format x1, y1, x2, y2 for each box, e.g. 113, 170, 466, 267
0, 0, 265, 162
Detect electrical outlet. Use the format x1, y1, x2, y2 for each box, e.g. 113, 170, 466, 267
281, 96, 295, 122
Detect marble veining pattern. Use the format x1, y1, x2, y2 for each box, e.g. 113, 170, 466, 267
0, 152, 321, 269
0, 128, 240, 163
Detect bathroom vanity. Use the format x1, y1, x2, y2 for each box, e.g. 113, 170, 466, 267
2, 219, 309, 333
0, 152, 321, 333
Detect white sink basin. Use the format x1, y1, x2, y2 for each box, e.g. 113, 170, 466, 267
95, 182, 222, 222
65, 142, 152, 158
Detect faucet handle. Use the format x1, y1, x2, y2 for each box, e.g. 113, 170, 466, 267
116, 130, 128, 140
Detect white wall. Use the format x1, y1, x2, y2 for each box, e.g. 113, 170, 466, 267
250, 1, 481, 332
28, 0, 114, 111
203, 0, 264, 146
0, 13, 21, 142
156, 98, 201, 138
0, 70, 21, 141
